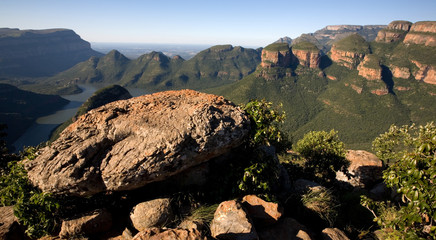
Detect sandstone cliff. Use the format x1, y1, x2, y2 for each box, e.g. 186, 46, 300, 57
330, 34, 370, 69
0, 28, 102, 77
403, 21, 436, 47
291, 42, 321, 68
260, 43, 293, 68
357, 55, 382, 80
412, 60, 436, 85
375, 21, 412, 43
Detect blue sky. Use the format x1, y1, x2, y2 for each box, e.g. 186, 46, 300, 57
1, 0, 435, 47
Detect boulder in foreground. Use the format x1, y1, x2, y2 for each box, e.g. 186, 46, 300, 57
26, 90, 250, 196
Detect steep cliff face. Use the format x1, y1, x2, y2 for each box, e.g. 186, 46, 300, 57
403, 21, 436, 47
291, 42, 321, 68
260, 43, 292, 68
0, 28, 102, 77
412, 60, 436, 85
330, 34, 370, 69
375, 21, 412, 43
390, 65, 411, 79
357, 55, 382, 80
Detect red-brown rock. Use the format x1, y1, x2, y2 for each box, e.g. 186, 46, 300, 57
130, 198, 174, 231
241, 195, 283, 227
336, 150, 383, 188
404, 21, 436, 46
210, 200, 258, 240
26, 90, 250, 196
292, 49, 321, 68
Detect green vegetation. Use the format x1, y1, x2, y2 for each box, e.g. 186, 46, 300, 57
263, 43, 290, 52
360, 54, 381, 69
362, 122, 436, 239
294, 130, 349, 184
333, 34, 370, 54
0, 147, 60, 238
242, 99, 286, 146
292, 41, 320, 52
301, 187, 338, 226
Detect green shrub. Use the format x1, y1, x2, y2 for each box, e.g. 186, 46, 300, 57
243, 99, 286, 147
294, 130, 349, 183
0, 147, 60, 238
363, 122, 436, 239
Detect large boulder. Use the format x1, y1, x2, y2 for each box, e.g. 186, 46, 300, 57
321, 228, 350, 240
210, 200, 258, 240
336, 150, 383, 188
25, 90, 250, 196
257, 218, 312, 240
130, 198, 174, 231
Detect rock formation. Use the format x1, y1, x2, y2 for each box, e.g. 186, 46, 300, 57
130, 198, 174, 231
412, 60, 436, 85
390, 65, 411, 79
0, 28, 102, 77
375, 21, 412, 43
59, 209, 112, 239
26, 90, 250, 196
403, 21, 436, 47
291, 42, 321, 68
357, 54, 382, 80
132, 228, 206, 240
260, 43, 293, 68
330, 34, 370, 69
336, 150, 383, 188
210, 200, 258, 240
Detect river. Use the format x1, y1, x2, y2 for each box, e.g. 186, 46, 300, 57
12, 85, 149, 152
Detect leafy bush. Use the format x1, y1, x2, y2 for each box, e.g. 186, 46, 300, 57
237, 148, 280, 201
0, 147, 60, 238
362, 122, 436, 239
294, 130, 349, 183
243, 99, 286, 147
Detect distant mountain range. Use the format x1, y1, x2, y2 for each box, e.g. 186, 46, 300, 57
0, 21, 435, 150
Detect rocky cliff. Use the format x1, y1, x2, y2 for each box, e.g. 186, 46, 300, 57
357, 54, 382, 81
330, 34, 370, 69
375, 20, 412, 43
260, 43, 292, 68
291, 42, 321, 68
0, 28, 102, 77
403, 21, 436, 47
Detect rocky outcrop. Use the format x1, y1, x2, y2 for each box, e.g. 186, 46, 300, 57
132, 228, 206, 240
375, 21, 412, 43
403, 21, 436, 47
26, 90, 250, 196
0, 28, 102, 77
390, 65, 411, 79
336, 150, 383, 188
412, 60, 436, 85
274, 36, 292, 44
330, 34, 369, 69
357, 55, 382, 80
210, 200, 258, 240
59, 209, 112, 239
260, 43, 292, 68
291, 42, 321, 68
130, 198, 174, 231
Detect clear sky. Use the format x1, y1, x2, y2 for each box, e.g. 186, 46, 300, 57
1, 0, 435, 47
